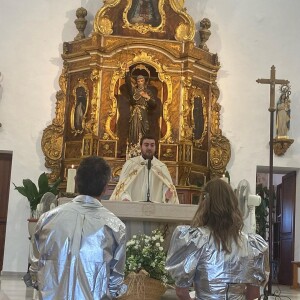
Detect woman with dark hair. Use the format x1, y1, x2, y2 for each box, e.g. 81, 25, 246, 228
165, 178, 269, 300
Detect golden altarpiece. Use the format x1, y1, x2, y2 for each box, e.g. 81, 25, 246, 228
41, 0, 231, 204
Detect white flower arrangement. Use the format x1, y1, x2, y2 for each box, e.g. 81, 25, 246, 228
125, 229, 169, 284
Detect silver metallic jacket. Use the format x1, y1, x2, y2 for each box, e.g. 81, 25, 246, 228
165, 225, 269, 300
30, 195, 127, 300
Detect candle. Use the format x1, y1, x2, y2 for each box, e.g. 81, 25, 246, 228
66, 166, 76, 193
221, 174, 228, 184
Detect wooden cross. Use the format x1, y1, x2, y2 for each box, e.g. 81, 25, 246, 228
256, 65, 289, 111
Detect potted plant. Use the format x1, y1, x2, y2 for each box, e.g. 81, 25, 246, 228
13, 172, 61, 218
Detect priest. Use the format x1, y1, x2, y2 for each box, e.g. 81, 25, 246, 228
110, 135, 179, 204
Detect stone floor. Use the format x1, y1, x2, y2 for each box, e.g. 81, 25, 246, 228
1, 273, 300, 299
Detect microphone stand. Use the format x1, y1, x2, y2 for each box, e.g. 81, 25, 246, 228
147, 159, 151, 202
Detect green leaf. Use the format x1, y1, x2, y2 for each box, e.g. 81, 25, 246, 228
38, 172, 50, 195
23, 179, 39, 200
13, 184, 28, 198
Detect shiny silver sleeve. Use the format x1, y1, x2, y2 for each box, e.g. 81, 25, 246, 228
248, 233, 270, 285
165, 225, 205, 288
109, 224, 127, 298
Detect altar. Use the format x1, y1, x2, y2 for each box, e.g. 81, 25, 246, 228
58, 198, 198, 246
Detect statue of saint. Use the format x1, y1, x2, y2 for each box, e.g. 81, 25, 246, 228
125, 72, 156, 145
74, 87, 87, 131
276, 86, 291, 137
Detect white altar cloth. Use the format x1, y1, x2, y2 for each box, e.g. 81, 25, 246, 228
58, 198, 198, 245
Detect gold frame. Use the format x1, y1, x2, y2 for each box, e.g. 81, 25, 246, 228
93, 0, 195, 42
122, 0, 166, 34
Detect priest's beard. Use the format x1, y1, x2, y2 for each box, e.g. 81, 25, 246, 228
142, 152, 154, 160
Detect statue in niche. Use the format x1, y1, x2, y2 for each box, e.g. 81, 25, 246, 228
74, 87, 87, 131
125, 66, 157, 146
276, 84, 291, 137
128, 0, 161, 26
193, 96, 204, 140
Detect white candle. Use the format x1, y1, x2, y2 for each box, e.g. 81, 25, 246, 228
221, 174, 229, 183
66, 167, 76, 193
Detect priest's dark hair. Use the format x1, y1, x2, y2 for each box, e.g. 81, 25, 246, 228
140, 134, 156, 146
76, 156, 111, 197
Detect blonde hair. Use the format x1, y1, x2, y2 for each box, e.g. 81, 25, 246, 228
191, 178, 243, 253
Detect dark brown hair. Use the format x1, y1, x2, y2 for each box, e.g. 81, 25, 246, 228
76, 156, 111, 197
140, 134, 156, 146
191, 178, 243, 253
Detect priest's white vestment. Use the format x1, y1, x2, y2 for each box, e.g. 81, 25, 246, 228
110, 155, 179, 204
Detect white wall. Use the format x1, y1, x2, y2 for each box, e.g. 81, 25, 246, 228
0, 0, 299, 273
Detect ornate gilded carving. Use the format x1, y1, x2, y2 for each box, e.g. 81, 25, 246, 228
273, 137, 294, 156
42, 125, 64, 162
85, 69, 100, 136
70, 78, 89, 136
65, 141, 82, 159
181, 76, 208, 146
209, 81, 231, 177
122, 0, 166, 34
42, 0, 232, 190
210, 82, 222, 136
93, 0, 118, 34
82, 134, 98, 157
210, 135, 231, 177
99, 142, 115, 158
105, 67, 122, 140
160, 144, 178, 162
170, 0, 195, 42
41, 67, 68, 181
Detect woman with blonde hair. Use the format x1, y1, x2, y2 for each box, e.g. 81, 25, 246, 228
165, 178, 269, 300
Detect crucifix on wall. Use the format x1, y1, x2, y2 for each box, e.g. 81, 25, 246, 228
256, 65, 290, 297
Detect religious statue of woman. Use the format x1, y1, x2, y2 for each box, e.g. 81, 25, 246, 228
125, 71, 156, 145
276, 86, 291, 137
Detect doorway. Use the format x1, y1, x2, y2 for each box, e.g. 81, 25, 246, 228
0, 151, 13, 271
256, 167, 297, 286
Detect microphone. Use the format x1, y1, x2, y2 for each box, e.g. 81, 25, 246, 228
147, 159, 152, 170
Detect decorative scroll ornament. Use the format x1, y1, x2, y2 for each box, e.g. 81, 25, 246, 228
41, 66, 68, 181
209, 81, 231, 177
93, 0, 117, 34
170, 0, 195, 42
